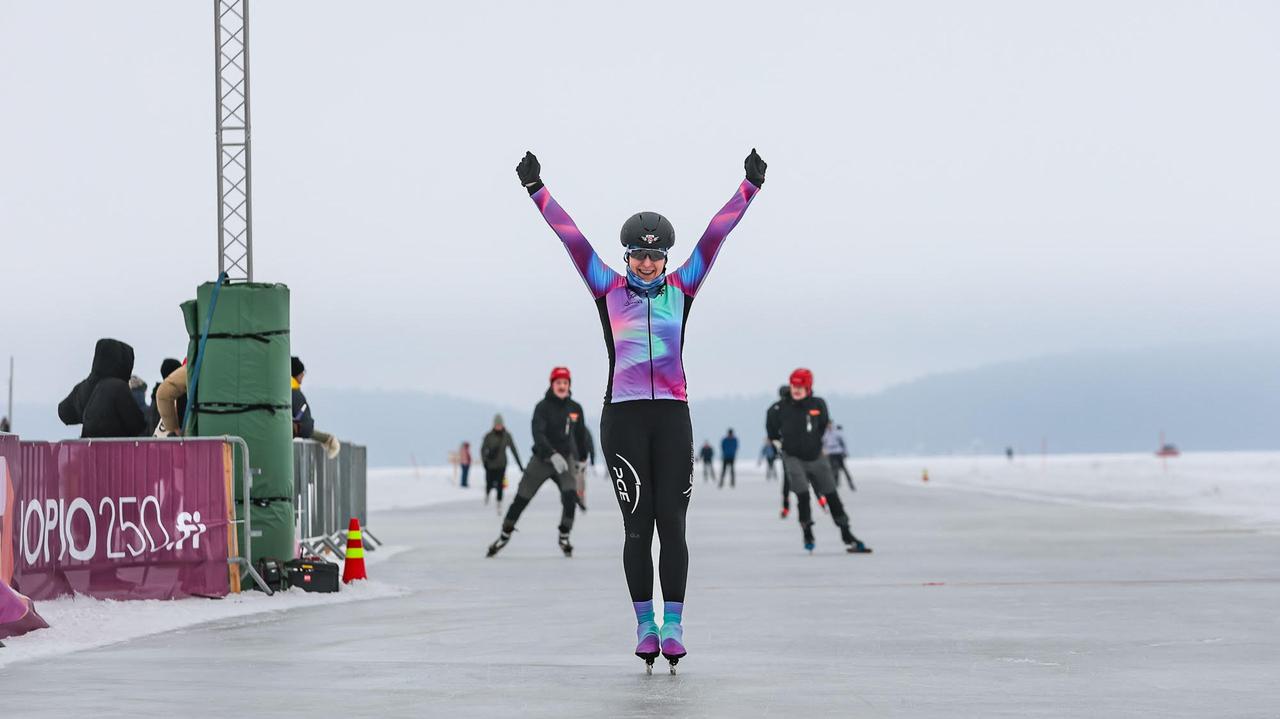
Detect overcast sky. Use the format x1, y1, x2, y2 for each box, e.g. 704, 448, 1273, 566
2, 1, 1276, 411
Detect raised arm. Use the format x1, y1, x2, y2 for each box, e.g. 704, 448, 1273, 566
670, 149, 766, 297
518, 151, 621, 299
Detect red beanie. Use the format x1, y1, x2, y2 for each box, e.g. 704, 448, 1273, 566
549, 366, 572, 384
789, 368, 813, 389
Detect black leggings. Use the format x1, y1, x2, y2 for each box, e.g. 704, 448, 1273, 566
485, 467, 505, 502
600, 400, 693, 603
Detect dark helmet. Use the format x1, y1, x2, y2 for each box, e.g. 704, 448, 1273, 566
620, 212, 675, 250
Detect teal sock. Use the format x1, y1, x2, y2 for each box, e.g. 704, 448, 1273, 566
633, 600, 655, 625
663, 600, 683, 626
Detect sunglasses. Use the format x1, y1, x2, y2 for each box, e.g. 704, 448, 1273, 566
625, 248, 668, 262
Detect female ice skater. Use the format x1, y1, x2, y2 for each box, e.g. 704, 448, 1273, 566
517, 148, 766, 673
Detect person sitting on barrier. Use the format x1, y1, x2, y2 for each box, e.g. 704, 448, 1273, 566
291, 356, 341, 459
57, 338, 149, 438
147, 358, 183, 433
154, 362, 188, 436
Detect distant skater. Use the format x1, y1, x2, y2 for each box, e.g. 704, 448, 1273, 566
481, 414, 524, 515
759, 437, 778, 481
485, 367, 589, 558
719, 429, 739, 488
699, 441, 715, 483
823, 422, 855, 491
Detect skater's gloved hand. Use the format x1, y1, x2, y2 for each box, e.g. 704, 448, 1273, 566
549, 452, 569, 474
516, 151, 543, 194
744, 148, 767, 188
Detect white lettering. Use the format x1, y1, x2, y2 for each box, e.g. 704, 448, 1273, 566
65, 498, 97, 561
22, 500, 44, 565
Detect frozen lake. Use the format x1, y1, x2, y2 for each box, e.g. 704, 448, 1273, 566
3, 455, 1278, 717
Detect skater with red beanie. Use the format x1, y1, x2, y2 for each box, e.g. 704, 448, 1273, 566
767, 368, 871, 554
486, 367, 589, 558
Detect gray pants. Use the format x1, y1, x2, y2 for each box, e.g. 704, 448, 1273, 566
783, 455, 838, 496
782, 455, 853, 539
503, 455, 578, 533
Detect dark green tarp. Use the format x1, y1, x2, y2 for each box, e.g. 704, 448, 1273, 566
183, 282, 296, 564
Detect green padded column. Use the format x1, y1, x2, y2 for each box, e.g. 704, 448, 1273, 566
183, 282, 296, 565
237, 500, 296, 568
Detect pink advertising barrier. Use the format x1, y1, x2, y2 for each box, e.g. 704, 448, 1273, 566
7, 437, 240, 601
2, 432, 47, 638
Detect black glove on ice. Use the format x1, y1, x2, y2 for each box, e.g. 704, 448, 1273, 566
517, 151, 543, 195
744, 148, 767, 188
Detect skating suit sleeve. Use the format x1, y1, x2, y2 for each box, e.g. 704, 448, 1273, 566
668, 179, 761, 298
530, 186, 622, 300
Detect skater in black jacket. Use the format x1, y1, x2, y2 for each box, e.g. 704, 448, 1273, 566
767, 369, 871, 554
487, 367, 589, 557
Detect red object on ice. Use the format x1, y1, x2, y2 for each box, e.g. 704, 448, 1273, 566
342, 518, 367, 584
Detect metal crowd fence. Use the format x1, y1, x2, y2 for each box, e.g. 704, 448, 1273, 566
293, 439, 380, 559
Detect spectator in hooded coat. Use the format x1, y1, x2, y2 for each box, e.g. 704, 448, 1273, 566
58, 338, 148, 438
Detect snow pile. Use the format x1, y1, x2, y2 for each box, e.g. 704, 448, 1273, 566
852, 451, 1280, 527
0, 546, 411, 668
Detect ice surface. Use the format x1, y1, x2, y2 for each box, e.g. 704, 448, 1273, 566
2, 454, 1277, 717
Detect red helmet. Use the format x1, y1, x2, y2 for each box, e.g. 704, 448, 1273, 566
549, 366, 572, 384
789, 368, 813, 390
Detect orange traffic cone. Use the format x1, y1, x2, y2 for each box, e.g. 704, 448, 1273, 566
342, 518, 367, 583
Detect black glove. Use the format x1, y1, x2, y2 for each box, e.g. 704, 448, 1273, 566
517, 151, 543, 195
744, 148, 767, 188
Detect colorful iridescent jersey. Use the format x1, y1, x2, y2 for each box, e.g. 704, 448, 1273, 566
531, 179, 760, 404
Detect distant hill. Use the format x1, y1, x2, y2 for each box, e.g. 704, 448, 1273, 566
10, 340, 1276, 466
690, 339, 1280, 457
301, 388, 535, 468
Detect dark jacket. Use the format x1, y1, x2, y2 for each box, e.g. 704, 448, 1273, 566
291, 378, 314, 439
531, 388, 589, 463
481, 428, 523, 471
767, 392, 829, 462
58, 338, 147, 438
699, 444, 714, 463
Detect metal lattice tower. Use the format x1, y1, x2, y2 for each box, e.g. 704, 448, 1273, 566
215, 0, 254, 282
